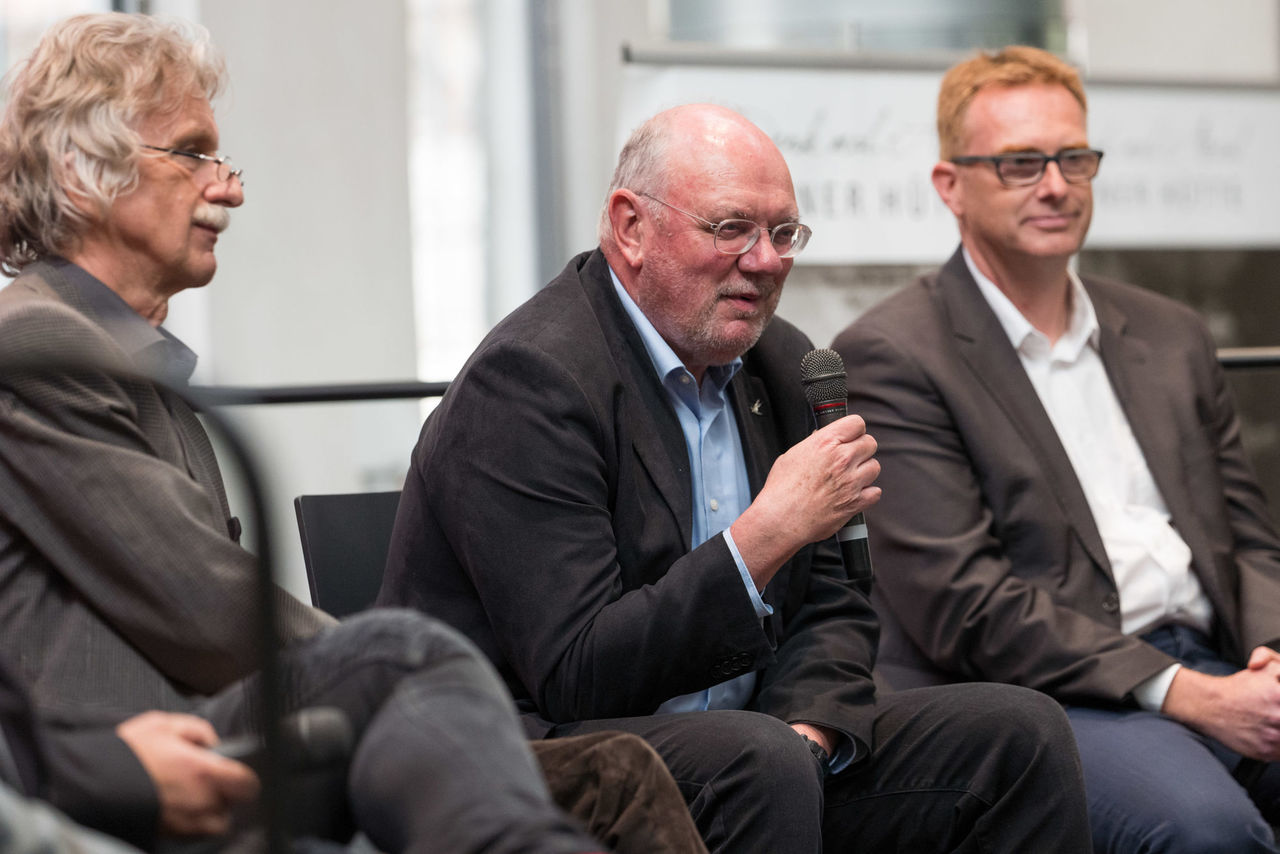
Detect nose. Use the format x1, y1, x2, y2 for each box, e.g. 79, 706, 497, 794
737, 230, 785, 275
1036, 160, 1069, 199
205, 174, 244, 208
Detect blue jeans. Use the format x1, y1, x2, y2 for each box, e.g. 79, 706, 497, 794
1066, 625, 1279, 854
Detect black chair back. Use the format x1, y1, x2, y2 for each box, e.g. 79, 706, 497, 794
293, 491, 401, 618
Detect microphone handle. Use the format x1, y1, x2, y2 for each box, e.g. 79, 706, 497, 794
811, 399, 874, 588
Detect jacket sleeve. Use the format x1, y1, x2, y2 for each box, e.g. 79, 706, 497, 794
418, 338, 780, 722
751, 537, 878, 757
42, 727, 158, 851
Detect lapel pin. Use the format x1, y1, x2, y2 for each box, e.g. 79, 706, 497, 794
750, 399, 763, 416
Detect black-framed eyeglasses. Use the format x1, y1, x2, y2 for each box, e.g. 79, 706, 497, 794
142, 144, 244, 186
638, 192, 812, 258
949, 148, 1103, 187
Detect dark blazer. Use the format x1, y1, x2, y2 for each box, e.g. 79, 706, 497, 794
0, 261, 329, 726
381, 249, 879, 748
0, 656, 158, 848
832, 247, 1280, 705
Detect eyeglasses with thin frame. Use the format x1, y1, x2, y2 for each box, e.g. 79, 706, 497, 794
948, 148, 1103, 187
142, 144, 244, 186
638, 192, 812, 258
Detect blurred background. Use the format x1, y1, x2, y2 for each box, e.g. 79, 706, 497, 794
3, 0, 1278, 597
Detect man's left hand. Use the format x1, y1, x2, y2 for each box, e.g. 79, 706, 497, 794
790, 723, 835, 755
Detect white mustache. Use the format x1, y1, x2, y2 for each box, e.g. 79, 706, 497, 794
193, 203, 230, 233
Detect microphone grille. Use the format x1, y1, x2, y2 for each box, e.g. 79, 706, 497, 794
800, 348, 848, 405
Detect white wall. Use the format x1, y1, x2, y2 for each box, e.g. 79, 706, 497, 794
189, 1, 422, 598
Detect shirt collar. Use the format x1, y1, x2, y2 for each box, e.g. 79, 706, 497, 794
608, 265, 741, 391
50, 258, 199, 385
962, 247, 1098, 360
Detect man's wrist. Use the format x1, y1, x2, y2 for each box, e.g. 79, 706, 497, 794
798, 733, 831, 779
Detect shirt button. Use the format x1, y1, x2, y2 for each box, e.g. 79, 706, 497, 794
680, 375, 691, 384
709, 499, 720, 511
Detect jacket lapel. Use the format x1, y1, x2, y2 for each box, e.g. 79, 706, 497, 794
1090, 281, 1227, 611
580, 252, 694, 550
937, 250, 1113, 576
728, 370, 776, 497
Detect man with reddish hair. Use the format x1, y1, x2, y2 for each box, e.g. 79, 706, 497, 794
835, 45, 1280, 851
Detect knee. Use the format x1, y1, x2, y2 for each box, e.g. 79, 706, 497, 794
945, 683, 1075, 751
1127, 797, 1274, 854
719, 712, 825, 800
310, 609, 510, 714
337, 608, 488, 670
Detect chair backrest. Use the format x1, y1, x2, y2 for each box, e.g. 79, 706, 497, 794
293, 490, 402, 618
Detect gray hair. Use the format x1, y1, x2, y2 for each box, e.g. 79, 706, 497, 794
0, 12, 226, 274
597, 113, 673, 245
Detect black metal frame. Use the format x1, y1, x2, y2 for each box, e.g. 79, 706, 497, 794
190, 347, 1280, 408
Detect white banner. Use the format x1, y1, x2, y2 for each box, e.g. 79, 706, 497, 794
618, 63, 1280, 264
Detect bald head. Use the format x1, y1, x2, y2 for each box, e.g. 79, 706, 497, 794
598, 104, 792, 246
598, 104, 800, 381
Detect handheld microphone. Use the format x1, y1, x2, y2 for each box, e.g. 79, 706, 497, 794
214, 706, 353, 772
800, 348, 873, 588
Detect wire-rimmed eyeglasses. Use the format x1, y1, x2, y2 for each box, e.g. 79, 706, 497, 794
142, 144, 244, 186
638, 192, 811, 258
949, 148, 1103, 187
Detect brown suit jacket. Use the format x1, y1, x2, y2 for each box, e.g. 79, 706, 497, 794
0, 260, 329, 726
832, 247, 1280, 705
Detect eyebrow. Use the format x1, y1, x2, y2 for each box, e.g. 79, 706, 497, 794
993, 142, 1090, 155
167, 126, 218, 152
709, 208, 802, 225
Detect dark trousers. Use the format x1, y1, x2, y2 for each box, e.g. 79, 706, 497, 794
198, 610, 600, 854
552, 682, 1091, 853
1066, 624, 1280, 854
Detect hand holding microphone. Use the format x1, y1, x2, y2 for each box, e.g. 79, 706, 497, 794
728, 350, 879, 590
801, 348, 875, 589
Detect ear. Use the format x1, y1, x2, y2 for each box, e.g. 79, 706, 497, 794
61, 151, 106, 222
607, 189, 647, 270
931, 160, 964, 218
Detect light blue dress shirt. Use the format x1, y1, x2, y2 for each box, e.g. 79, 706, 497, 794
609, 269, 772, 714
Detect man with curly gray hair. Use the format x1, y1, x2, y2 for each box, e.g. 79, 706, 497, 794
0, 13, 705, 854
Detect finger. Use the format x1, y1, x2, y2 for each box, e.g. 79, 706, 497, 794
820, 413, 867, 441
164, 714, 220, 748
853, 456, 881, 488
208, 756, 261, 803
843, 433, 879, 467
851, 485, 882, 513
186, 809, 233, 838
1249, 646, 1280, 671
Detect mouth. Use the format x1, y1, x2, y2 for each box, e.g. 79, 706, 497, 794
722, 292, 761, 313
719, 279, 776, 315
1024, 211, 1078, 229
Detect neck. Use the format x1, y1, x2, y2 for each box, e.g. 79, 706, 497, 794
66, 242, 170, 327
964, 242, 1073, 343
